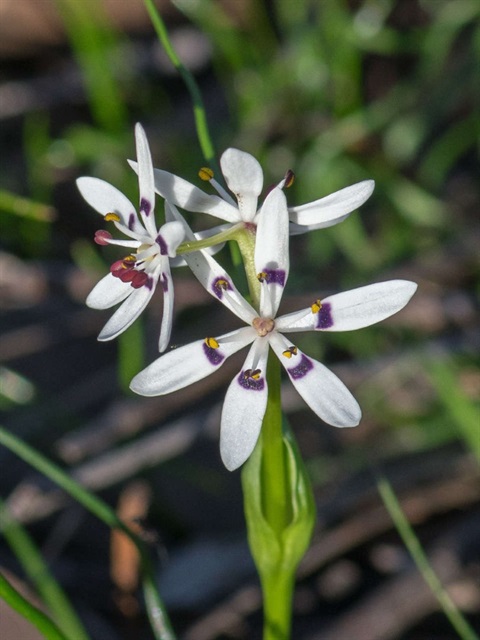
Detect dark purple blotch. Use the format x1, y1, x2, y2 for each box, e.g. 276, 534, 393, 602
145, 276, 154, 291
161, 273, 168, 292
238, 372, 265, 391
287, 354, 313, 380
203, 342, 225, 366
156, 234, 168, 255
140, 198, 152, 216
212, 276, 232, 299
316, 302, 333, 329
261, 268, 286, 287
128, 213, 136, 230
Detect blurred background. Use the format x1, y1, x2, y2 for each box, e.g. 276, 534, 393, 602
0, 0, 479, 638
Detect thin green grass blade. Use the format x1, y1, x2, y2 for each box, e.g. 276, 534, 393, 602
143, 0, 217, 169
378, 476, 479, 640
0, 189, 55, 223
53, 0, 127, 134
0, 426, 176, 640
426, 358, 480, 461
0, 498, 90, 640
0, 571, 69, 640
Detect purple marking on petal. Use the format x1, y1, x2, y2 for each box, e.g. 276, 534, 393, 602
145, 276, 154, 291
203, 343, 225, 366
316, 302, 333, 329
259, 268, 286, 287
140, 198, 152, 216
238, 372, 265, 391
156, 234, 168, 255
128, 213, 136, 230
161, 273, 168, 292
211, 276, 233, 299
287, 354, 313, 380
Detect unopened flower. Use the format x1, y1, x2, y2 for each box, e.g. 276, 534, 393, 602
131, 147, 374, 236
130, 185, 417, 470
77, 123, 185, 352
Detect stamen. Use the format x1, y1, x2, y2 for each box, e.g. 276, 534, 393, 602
282, 346, 298, 359
284, 170, 295, 188
243, 369, 261, 380
257, 269, 286, 287
123, 255, 136, 264
104, 212, 121, 222
212, 277, 232, 299
94, 230, 112, 245
311, 299, 322, 314
131, 271, 149, 288
198, 167, 214, 181
205, 337, 220, 349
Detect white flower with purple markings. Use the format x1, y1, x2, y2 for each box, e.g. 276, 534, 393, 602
135, 147, 374, 236
77, 123, 185, 352
130, 184, 417, 470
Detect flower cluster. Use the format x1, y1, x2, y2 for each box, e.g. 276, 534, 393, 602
78, 124, 417, 470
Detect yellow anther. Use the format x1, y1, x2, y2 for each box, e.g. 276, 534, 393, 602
123, 255, 136, 264
205, 337, 219, 349
216, 278, 229, 290
244, 368, 261, 380
282, 346, 298, 359
198, 167, 214, 181
104, 212, 121, 222
257, 272, 267, 282
311, 299, 322, 314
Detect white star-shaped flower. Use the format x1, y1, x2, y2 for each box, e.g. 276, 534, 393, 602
77, 123, 185, 352
130, 147, 374, 235
130, 185, 417, 470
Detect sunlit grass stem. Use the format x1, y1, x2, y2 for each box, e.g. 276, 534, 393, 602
0, 571, 70, 640
0, 498, 90, 640
378, 476, 479, 640
143, 0, 218, 172
0, 426, 176, 640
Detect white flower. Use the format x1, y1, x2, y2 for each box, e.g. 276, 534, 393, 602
130, 184, 417, 471
135, 147, 374, 235
77, 123, 185, 352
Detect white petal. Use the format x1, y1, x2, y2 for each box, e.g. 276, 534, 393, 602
156, 220, 185, 258
185, 251, 257, 324
97, 274, 158, 341
288, 180, 375, 228
288, 216, 351, 235
145, 165, 240, 223
255, 187, 289, 318
220, 339, 269, 470
134, 123, 158, 238
270, 333, 361, 427
275, 306, 316, 333
130, 327, 254, 396
158, 263, 174, 353
86, 272, 133, 309
315, 280, 418, 331
220, 148, 263, 222
77, 177, 138, 229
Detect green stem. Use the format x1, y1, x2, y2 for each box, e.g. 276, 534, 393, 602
143, 0, 218, 171
262, 570, 294, 640
0, 426, 176, 640
235, 226, 261, 308
378, 476, 479, 640
261, 355, 290, 534
176, 222, 244, 254
0, 572, 69, 640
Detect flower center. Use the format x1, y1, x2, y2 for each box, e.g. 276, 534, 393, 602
252, 317, 275, 337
